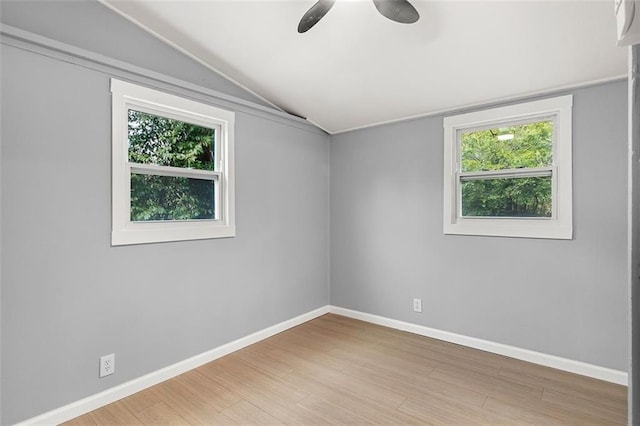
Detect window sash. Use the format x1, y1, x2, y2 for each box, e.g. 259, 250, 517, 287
128, 163, 222, 222
126, 105, 223, 173
456, 116, 556, 175
456, 167, 555, 220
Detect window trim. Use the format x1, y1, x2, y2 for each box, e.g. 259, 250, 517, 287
111, 79, 235, 246
443, 95, 573, 239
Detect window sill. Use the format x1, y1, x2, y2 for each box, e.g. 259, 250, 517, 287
112, 223, 236, 246
444, 217, 572, 240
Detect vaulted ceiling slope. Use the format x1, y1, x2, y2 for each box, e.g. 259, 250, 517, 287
101, 0, 626, 134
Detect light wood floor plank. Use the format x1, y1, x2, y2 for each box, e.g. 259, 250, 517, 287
541, 388, 627, 424
341, 361, 487, 408
172, 370, 242, 411
483, 395, 573, 425
133, 401, 191, 425
139, 377, 236, 424
484, 395, 624, 426
398, 395, 507, 425
283, 372, 422, 425
261, 339, 352, 372
65, 314, 627, 425
296, 392, 371, 424
220, 400, 280, 425
229, 344, 295, 378
429, 364, 544, 403
87, 400, 143, 425
499, 363, 627, 408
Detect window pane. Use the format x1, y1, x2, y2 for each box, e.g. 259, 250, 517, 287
131, 174, 215, 221
461, 121, 553, 172
461, 176, 552, 217
128, 110, 215, 171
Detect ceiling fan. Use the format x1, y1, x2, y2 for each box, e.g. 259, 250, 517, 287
298, 0, 420, 33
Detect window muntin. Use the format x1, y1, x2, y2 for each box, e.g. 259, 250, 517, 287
443, 95, 572, 239
111, 79, 235, 245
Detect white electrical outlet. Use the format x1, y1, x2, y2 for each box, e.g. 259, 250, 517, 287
413, 298, 422, 313
99, 353, 115, 378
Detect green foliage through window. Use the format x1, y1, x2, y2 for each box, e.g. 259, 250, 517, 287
128, 110, 215, 170
130, 174, 215, 221
461, 121, 552, 172
460, 121, 553, 218
128, 110, 217, 222
461, 177, 551, 217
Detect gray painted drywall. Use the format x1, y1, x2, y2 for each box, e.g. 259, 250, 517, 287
0, 42, 329, 424
0, 0, 274, 109
330, 81, 629, 372
630, 44, 640, 425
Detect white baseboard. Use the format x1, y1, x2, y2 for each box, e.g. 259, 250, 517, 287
17, 306, 330, 426
329, 305, 628, 386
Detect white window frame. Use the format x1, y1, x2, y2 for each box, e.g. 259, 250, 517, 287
111, 79, 235, 246
443, 95, 573, 239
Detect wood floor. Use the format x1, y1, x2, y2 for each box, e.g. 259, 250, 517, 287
65, 314, 627, 425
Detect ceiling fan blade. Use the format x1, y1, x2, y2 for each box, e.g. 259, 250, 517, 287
298, 0, 336, 33
372, 0, 420, 24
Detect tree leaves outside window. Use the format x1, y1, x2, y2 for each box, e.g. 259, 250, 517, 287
127, 110, 216, 221
460, 121, 553, 217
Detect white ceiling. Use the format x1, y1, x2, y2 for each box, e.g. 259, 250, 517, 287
101, 0, 626, 134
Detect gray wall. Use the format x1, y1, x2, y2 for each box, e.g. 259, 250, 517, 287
330, 81, 629, 372
1, 26, 329, 426
0, 0, 273, 109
